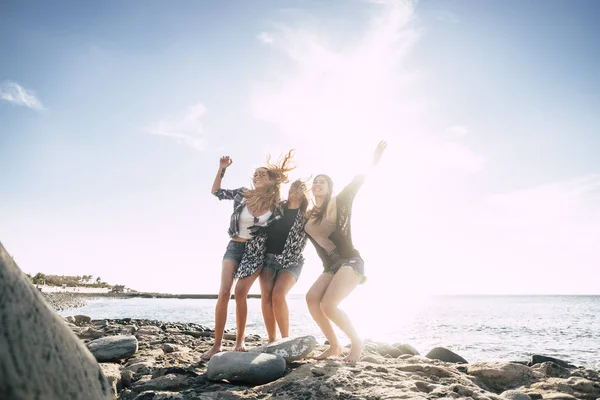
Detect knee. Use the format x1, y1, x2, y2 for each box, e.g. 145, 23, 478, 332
272, 288, 287, 305
306, 291, 320, 309
320, 301, 338, 318
261, 290, 273, 304
234, 284, 249, 300
218, 288, 232, 300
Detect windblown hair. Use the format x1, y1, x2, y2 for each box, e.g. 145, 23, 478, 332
308, 174, 334, 223
244, 150, 296, 213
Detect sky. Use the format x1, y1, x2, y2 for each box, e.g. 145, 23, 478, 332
1, 0, 599, 296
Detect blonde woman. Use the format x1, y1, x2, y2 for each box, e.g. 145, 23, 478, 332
202, 152, 294, 360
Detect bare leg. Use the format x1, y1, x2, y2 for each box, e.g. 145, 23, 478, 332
306, 273, 342, 359
233, 268, 261, 351
320, 267, 363, 364
201, 259, 237, 360
258, 268, 277, 342
272, 271, 297, 338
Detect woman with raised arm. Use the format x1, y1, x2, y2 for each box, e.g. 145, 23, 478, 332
202, 152, 294, 360
304, 141, 387, 364
257, 179, 309, 342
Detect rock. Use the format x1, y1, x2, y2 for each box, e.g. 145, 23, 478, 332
249, 335, 316, 362
64, 316, 76, 324
162, 343, 189, 354
0, 242, 113, 400
99, 363, 122, 396
88, 335, 139, 362
565, 376, 600, 395
393, 343, 420, 356
206, 352, 286, 385
531, 361, 570, 378
77, 327, 105, 340
529, 355, 575, 369
130, 373, 196, 392
121, 369, 135, 388
131, 391, 185, 400
468, 362, 537, 392
123, 361, 154, 375
542, 393, 577, 400
74, 315, 92, 326
501, 389, 532, 400
425, 347, 468, 364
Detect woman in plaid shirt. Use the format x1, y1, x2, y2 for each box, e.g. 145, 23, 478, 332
305, 141, 387, 363
202, 152, 294, 360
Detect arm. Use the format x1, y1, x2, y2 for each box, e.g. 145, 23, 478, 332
211, 156, 233, 196
339, 140, 388, 200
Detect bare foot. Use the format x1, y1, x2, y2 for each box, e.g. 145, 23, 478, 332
344, 340, 365, 364
313, 344, 343, 360
234, 342, 247, 352
201, 345, 221, 360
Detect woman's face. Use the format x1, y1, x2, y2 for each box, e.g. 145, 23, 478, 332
288, 181, 307, 202
311, 175, 331, 198
253, 168, 272, 189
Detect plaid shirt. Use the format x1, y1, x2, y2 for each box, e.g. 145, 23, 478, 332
213, 187, 247, 238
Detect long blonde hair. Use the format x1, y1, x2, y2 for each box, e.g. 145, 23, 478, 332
244, 150, 295, 213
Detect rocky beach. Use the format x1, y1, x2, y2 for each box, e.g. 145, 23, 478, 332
1, 244, 599, 400
57, 313, 600, 400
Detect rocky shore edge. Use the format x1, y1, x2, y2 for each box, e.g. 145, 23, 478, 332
62, 316, 600, 400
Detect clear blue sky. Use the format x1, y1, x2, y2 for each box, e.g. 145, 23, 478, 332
2, 0, 599, 295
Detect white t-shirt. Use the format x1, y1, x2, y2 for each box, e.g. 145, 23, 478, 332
238, 206, 272, 239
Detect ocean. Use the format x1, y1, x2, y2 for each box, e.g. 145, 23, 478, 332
59, 294, 600, 369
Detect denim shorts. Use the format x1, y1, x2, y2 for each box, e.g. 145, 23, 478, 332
222, 240, 247, 264
263, 254, 303, 281
324, 249, 366, 283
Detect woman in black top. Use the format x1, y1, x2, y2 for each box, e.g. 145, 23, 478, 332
304, 141, 387, 363
258, 180, 309, 342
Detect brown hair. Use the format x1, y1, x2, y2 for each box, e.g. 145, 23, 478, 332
290, 178, 310, 214
244, 150, 295, 213
308, 174, 334, 223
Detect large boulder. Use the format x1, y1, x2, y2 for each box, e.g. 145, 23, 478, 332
249, 336, 316, 362
0, 242, 113, 400
88, 335, 139, 362
206, 352, 286, 385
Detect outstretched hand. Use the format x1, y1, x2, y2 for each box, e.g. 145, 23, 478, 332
219, 156, 233, 169
372, 141, 388, 166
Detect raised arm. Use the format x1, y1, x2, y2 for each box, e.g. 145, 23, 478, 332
211, 156, 233, 195
339, 141, 388, 198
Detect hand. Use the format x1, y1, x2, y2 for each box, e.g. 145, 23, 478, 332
219, 156, 233, 169
372, 141, 388, 166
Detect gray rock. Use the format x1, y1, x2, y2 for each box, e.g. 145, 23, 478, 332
249, 335, 316, 362
206, 352, 286, 385
74, 314, 92, 326
0, 242, 113, 400
88, 335, 139, 362
130, 374, 195, 392
121, 369, 135, 388
529, 355, 574, 369
501, 390, 532, 400
425, 347, 468, 364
